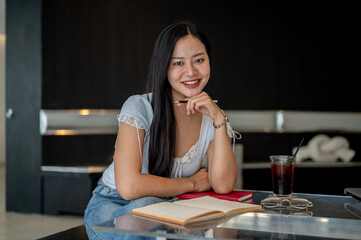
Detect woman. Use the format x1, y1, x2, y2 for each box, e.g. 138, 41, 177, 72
84, 21, 240, 239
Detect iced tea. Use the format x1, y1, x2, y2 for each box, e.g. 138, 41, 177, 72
270, 155, 295, 198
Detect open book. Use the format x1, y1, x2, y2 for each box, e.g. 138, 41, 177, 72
130, 196, 263, 225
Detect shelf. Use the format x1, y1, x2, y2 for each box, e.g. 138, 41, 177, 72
41, 165, 107, 173
40, 109, 361, 135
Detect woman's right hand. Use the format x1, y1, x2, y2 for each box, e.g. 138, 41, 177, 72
190, 168, 211, 192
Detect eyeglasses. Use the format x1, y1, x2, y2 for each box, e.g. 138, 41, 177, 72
261, 197, 313, 210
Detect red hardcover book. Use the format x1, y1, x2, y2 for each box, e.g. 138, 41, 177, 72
176, 190, 254, 203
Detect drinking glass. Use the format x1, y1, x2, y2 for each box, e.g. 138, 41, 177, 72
270, 155, 295, 198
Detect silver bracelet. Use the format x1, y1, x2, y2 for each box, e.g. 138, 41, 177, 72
213, 115, 229, 129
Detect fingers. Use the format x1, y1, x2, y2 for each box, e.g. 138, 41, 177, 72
186, 92, 216, 116
192, 168, 211, 192
174, 92, 221, 118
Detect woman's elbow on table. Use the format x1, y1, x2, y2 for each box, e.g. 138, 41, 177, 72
115, 178, 139, 200
212, 183, 235, 195
210, 173, 237, 194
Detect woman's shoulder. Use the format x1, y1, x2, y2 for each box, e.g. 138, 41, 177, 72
123, 93, 151, 105
118, 93, 153, 131
121, 93, 152, 112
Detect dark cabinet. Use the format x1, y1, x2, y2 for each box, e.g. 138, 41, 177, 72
42, 170, 102, 215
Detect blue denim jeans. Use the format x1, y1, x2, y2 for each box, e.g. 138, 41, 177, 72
84, 179, 168, 240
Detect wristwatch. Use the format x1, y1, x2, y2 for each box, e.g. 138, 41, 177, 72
213, 115, 229, 129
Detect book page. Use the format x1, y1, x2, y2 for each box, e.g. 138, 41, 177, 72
131, 201, 225, 225
174, 196, 261, 215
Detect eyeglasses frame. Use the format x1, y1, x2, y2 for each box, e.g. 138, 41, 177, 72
261, 197, 313, 210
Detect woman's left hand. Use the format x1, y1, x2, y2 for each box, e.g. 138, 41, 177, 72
181, 92, 224, 123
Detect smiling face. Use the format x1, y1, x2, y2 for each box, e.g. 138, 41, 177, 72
167, 35, 211, 101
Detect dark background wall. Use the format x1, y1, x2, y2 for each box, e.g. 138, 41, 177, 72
40, 0, 361, 195
42, 0, 359, 111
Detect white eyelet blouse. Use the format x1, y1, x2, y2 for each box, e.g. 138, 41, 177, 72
101, 93, 239, 189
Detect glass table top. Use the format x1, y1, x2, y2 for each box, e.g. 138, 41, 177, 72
93, 190, 361, 239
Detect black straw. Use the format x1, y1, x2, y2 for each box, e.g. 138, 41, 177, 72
293, 138, 304, 157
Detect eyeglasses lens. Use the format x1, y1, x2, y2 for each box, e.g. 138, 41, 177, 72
290, 199, 313, 209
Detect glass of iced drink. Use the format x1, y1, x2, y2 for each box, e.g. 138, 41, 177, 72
270, 155, 295, 198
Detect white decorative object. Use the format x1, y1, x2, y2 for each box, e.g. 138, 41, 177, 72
293, 134, 355, 163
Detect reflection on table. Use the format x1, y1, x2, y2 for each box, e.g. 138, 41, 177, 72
93, 190, 361, 240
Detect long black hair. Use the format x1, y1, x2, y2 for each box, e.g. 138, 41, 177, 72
146, 21, 212, 177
